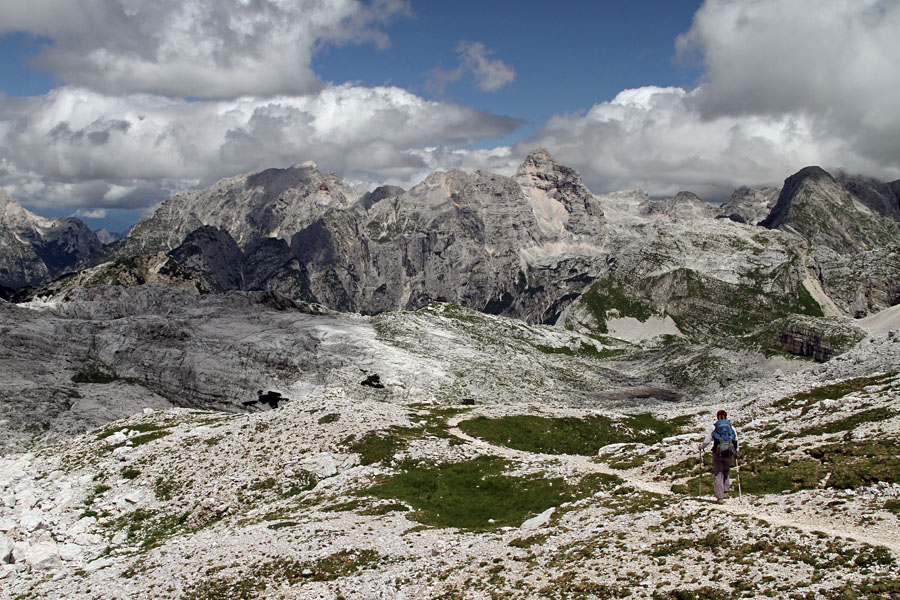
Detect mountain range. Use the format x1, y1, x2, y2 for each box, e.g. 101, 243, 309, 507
4, 150, 899, 324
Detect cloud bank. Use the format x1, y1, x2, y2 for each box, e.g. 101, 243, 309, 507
0, 0, 411, 98
525, 0, 900, 199
0, 85, 522, 211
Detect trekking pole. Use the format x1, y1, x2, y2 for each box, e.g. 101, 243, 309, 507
698, 448, 703, 498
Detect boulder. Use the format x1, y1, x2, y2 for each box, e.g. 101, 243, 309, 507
299, 453, 339, 479
24, 540, 61, 572
0, 534, 13, 563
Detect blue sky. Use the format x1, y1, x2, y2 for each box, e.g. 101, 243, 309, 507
312, 1, 703, 135
1, 0, 898, 234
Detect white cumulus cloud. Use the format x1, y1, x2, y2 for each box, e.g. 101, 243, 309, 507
0, 85, 522, 211
523, 0, 900, 199
0, 0, 411, 98
428, 41, 516, 93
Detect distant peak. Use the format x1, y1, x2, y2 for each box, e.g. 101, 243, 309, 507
519, 148, 559, 170
672, 191, 703, 204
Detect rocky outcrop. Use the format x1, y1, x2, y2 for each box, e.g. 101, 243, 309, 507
168, 226, 244, 291
641, 191, 718, 221
777, 326, 835, 362
105, 162, 359, 260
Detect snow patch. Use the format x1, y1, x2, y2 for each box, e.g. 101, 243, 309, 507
606, 315, 682, 343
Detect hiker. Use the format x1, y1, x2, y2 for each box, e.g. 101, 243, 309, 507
698, 409, 738, 503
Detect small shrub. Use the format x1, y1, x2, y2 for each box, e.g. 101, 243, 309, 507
72, 363, 118, 384
121, 468, 141, 480
318, 413, 340, 425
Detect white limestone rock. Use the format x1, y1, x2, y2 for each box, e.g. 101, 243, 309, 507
0, 534, 13, 563
23, 540, 61, 572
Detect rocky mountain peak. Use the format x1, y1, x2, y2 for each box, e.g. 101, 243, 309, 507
642, 191, 718, 221
110, 161, 361, 259
0, 191, 102, 288
515, 149, 605, 236
761, 165, 900, 255
515, 148, 584, 186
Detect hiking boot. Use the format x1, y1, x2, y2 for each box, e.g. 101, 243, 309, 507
716, 498, 725, 504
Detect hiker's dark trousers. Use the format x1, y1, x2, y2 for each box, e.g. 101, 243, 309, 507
712, 453, 734, 499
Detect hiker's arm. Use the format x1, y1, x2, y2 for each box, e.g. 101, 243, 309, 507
698, 427, 714, 450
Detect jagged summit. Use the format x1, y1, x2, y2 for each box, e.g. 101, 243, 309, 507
515, 148, 605, 236
0, 190, 102, 288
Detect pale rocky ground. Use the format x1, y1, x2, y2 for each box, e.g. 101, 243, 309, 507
1, 303, 899, 599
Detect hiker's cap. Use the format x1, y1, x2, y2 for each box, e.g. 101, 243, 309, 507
716, 409, 727, 419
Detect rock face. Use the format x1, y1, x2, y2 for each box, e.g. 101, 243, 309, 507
106, 161, 359, 257
0, 191, 102, 288
760, 166, 900, 253
836, 172, 900, 221
87, 150, 610, 321
759, 167, 900, 316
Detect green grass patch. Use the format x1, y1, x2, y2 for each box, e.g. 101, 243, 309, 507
346, 407, 471, 465
183, 550, 384, 600
822, 577, 900, 599
458, 413, 691, 455
120, 468, 141, 480
317, 413, 340, 424
884, 499, 900, 514
652, 587, 731, 600
130, 430, 170, 446
809, 440, 900, 489
345, 429, 411, 466
774, 372, 897, 413
96, 422, 169, 441
267, 521, 301, 530
322, 499, 366, 513
509, 533, 550, 548
280, 471, 318, 498
672, 439, 900, 495
578, 279, 656, 334
798, 407, 896, 437
533, 342, 626, 360
154, 476, 182, 501
363, 456, 620, 530
107, 509, 190, 552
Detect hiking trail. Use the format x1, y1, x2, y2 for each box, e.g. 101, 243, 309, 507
446, 422, 900, 554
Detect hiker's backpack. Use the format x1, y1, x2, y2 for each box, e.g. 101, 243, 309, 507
712, 419, 736, 457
